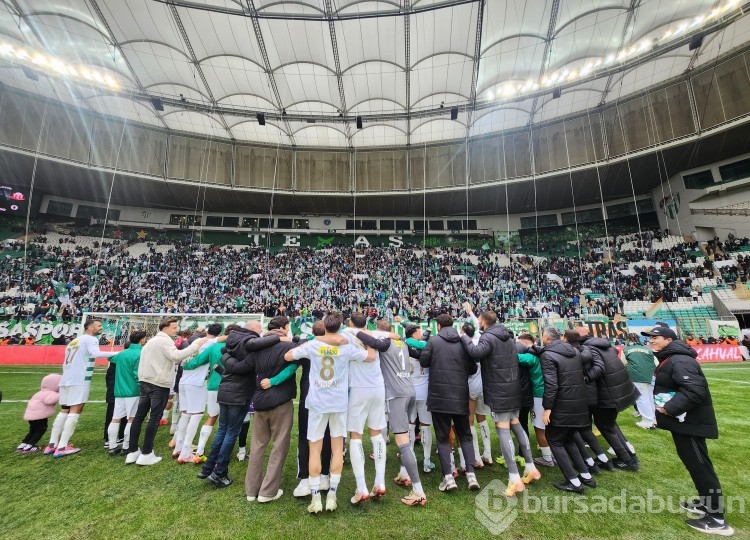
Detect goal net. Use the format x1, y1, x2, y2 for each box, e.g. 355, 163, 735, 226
81, 313, 266, 345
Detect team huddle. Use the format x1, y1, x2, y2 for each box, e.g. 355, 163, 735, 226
18, 309, 734, 536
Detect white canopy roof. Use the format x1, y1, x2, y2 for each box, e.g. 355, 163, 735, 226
0, 0, 749, 146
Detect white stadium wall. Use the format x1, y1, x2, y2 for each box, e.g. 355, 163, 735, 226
653, 151, 750, 240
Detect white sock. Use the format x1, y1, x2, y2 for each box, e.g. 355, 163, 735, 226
181, 414, 202, 457
524, 462, 537, 474
626, 442, 635, 454
580, 472, 592, 480
450, 451, 456, 471
478, 421, 492, 458
174, 412, 189, 450
399, 465, 409, 479
458, 447, 466, 469
309, 475, 321, 496
49, 412, 68, 446
329, 473, 341, 494
413, 481, 425, 497
56, 413, 79, 449
597, 453, 609, 462
161, 407, 169, 421
586, 457, 595, 466
470, 426, 481, 464
570, 477, 582, 487
197, 424, 213, 455
509, 472, 521, 484
350, 439, 367, 493
107, 422, 119, 449
541, 446, 553, 461
372, 434, 386, 486
123, 423, 132, 451
421, 426, 433, 463
171, 400, 180, 428
444, 473, 453, 482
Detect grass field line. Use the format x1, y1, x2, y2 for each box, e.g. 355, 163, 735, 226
704, 377, 750, 385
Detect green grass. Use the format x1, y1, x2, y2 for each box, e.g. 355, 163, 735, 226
1, 364, 750, 540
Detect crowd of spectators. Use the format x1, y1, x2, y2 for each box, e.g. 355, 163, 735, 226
0, 228, 747, 325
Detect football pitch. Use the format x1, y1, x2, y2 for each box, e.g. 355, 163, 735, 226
1, 363, 749, 540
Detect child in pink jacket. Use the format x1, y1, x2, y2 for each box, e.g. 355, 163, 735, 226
17, 373, 61, 453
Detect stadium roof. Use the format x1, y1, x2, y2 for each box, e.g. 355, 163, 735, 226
1, 0, 750, 148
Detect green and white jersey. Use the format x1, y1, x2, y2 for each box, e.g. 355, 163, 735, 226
61, 334, 117, 386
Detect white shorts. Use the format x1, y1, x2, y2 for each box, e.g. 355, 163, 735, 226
468, 371, 483, 400
308, 410, 347, 441
59, 384, 90, 407
206, 390, 219, 417
531, 397, 545, 430
416, 399, 432, 425
113, 396, 139, 419
179, 384, 207, 414
491, 410, 520, 423
347, 387, 387, 433
474, 394, 491, 416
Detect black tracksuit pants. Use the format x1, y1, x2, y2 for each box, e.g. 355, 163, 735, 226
546, 425, 590, 482
592, 407, 634, 462
672, 432, 725, 517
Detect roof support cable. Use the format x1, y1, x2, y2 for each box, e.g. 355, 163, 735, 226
585, 111, 620, 310
562, 118, 585, 289
89, 118, 127, 313
20, 101, 48, 302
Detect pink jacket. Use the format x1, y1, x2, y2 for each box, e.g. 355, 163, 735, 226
24, 373, 61, 421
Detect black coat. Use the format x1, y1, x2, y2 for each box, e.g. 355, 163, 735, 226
461, 324, 521, 413
541, 340, 590, 428
217, 329, 280, 406
420, 326, 477, 415
581, 336, 638, 411
251, 341, 299, 411
572, 342, 602, 407
654, 340, 718, 439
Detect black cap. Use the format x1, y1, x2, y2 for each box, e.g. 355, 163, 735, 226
403, 323, 418, 338
640, 326, 677, 340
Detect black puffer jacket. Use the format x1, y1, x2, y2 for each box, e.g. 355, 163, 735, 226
541, 340, 589, 428
581, 336, 638, 411
654, 340, 718, 439
461, 324, 521, 413
421, 326, 477, 415
217, 329, 280, 406
515, 341, 534, 409
571, 341, 603, 407
251, 341, 299, 411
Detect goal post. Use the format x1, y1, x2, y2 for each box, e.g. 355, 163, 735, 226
81, 312, 266, 346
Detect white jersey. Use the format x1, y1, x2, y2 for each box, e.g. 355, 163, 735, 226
61, 334, 117, 387
467, 315, 482, 393
344, 330, 384, 389
409, 355, 429, 402
293, 339, 367, 413
180, 337, 216, 386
